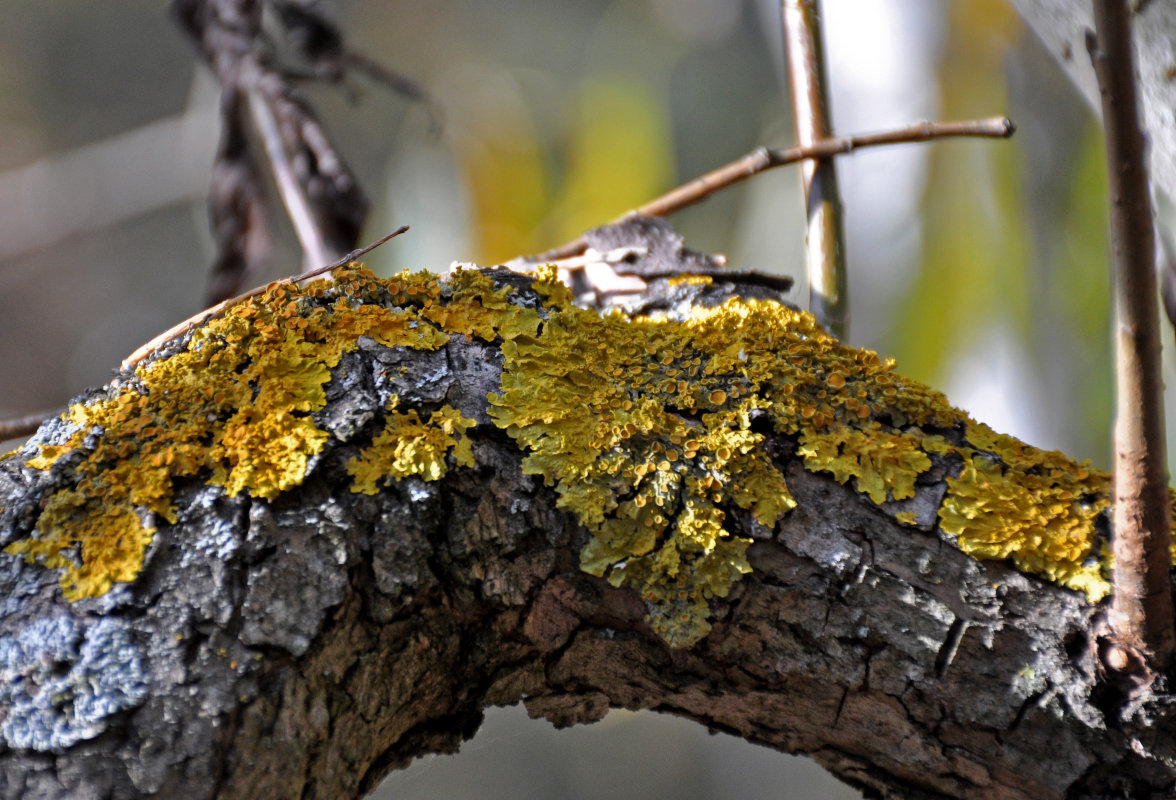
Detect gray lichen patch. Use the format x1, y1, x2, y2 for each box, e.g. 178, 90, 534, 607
0, 614, 147, 750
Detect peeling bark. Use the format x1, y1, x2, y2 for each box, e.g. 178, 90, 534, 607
1, 230, 1175, 799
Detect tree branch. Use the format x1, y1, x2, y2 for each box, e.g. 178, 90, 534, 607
2, 221, 1175, 799
1088, 0, 1175, 677
0, 409, 64, 444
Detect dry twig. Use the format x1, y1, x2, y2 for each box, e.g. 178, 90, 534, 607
1089, 0, 1175, 676
247, 87, 334, 272
122, 226, 408, 371
781, 0, 847, 339
529, 117, 1014, 264
172, 0, 427, 302
0, 227, 407, 446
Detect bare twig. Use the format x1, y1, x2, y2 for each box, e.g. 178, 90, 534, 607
247, 88, 334, 272
528, 117, 1014, 264
0, 227, 408, 443
121, 226, 408, 370
171, 0, 369, 300
781, 0, 847, 339
1088, 0, 1175, 675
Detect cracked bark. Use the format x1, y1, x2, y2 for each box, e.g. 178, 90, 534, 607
2, 234, 1176, 799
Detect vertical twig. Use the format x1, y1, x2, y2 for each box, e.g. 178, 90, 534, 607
246, 89, 335, 273
1089, 0, 1174, 674
781, 0, 848, 339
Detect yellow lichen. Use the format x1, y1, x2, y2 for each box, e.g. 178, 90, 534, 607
939, 426, 1112, 600
7, 261, 1163, 646
667, 275, 714, 287
24, 445, 73, 470
482, 277, 1142, 636
421, 267, 543, 342
797, 423, 932, 505
348, 401, 476, 491
8, 266, 459, 599
487, 288, 963, 645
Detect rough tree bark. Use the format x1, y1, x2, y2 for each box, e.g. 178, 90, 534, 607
1, 220, 1175, 800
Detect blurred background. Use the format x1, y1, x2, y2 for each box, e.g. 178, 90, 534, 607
0, 0, 1140, 797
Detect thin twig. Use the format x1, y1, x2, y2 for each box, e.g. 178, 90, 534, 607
528, 117, 1014, 264
340, 52, 444, 138
0, 409, 67, 443
781, 0, 847, 339
1089, 1, 1175, 675
247, 88, 334, 272
121, 226, 408, 370
268, 0, 444, 137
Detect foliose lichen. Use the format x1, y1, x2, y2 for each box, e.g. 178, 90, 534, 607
347, 401, 476, 491
488, 274, 801, 646
5, 268, 456, 599
937, 422, 1113, 600
1, 262, 1155, 648
0, 615, 147, 750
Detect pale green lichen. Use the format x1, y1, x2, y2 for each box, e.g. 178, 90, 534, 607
4, 262, 1165, 648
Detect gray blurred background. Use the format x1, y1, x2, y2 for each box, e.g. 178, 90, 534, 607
0, 1, 1140, 797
